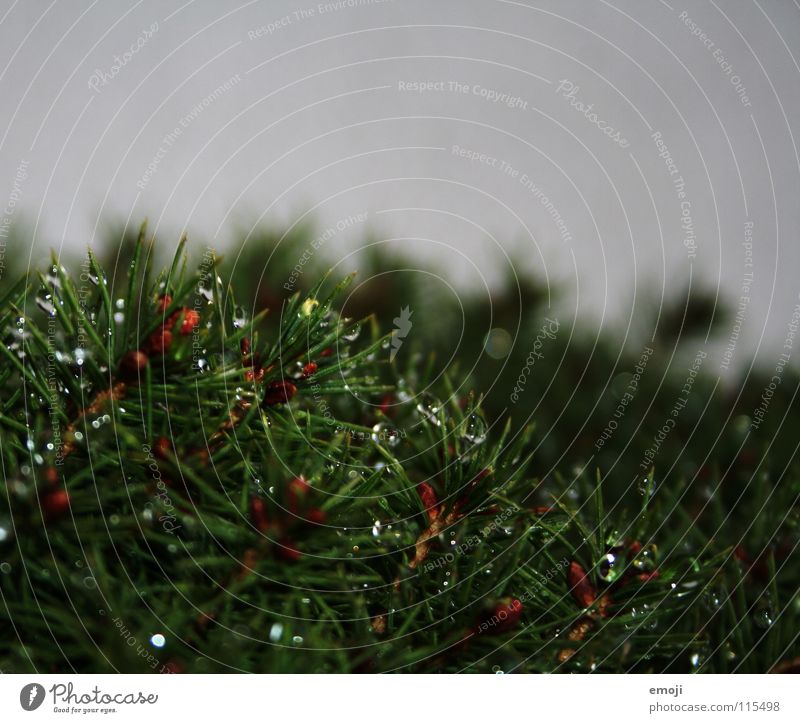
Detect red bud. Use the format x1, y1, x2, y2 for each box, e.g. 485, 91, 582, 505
262, 380, 297, 406
418, 482, 440, 522
147, 328, 172, 356
42, 488, 70, 521
567, 561, 597, 609
118, 350, 149, 381
178, 308, 200, 336
250, 496, 269, 532
156, 295, 172, 314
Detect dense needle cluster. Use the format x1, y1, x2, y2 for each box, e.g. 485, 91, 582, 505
0, 223, 797, 673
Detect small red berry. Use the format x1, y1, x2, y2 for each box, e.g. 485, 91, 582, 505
492, 598, 523, 632
262, 380, 297, 406
156, 294, 172, 314
147, 328, 173, 356
567, 561, 597, 610
287, 477, 310, 512
153, 437, 171, 459
118, 350, 149, 381
478, 597, 523, 634
627, 540, 643, 559
244, 367, 265, 383
160, 660, 185, 674
379, 394, 393, 416
42, 488, 70, 521
306, 508, 326, 525
278, 540, 301, 561
250, 496, 269, 532
178, 308, 200, 336
301, 361, 317, 378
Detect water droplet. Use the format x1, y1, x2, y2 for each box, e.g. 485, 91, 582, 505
0, 519, 12, 544
637, 603, 657, 630
416, 395, 443, 427
703, 588, 722, 611
342, 322, 361, 342
233, 306, 247, 329
631, 543, 658, 571
638, 477, 656, 497
45, 266, 63, 289
150, 633, 166, 648
292, 635, 303, 645
753, 606, 774, 629
198, 281, 214, 304
371, 422, 401, 447
269, 623, 283, 642
462, 413, 487, 444
36, 291, 56, 316
597, 552, 622, 583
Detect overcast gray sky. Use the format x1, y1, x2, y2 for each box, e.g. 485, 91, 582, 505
1, 0, 799, 372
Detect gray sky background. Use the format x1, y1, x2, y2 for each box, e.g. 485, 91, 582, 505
1, 0, 799, 373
